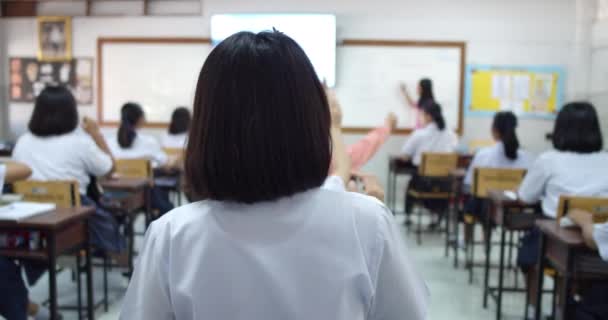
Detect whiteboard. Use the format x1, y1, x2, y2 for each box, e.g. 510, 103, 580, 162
336, 42, 464, 132
100, 39, 212, 124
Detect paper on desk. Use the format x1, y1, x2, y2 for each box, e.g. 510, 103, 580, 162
0, 202, 56, 221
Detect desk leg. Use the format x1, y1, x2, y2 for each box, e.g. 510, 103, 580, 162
47, 234, 58, 320
454, 191, 461, 268
558, 271, 571, 320
145, 186, 152, 227
534, 234, 546, 320
390, 169, 397, 214
496, 227, 506, 320
445, 196, 451, 257
483, 209, 492, 308
127, 215, 135, 277
85, 222, 95, 320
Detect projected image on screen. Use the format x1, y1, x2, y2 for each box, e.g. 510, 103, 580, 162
211, 14, 337, 87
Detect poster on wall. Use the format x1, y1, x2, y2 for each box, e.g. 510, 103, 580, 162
37, 16, 72, 62
9, 57, 94, 105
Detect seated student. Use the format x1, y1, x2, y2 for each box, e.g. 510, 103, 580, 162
161, 107, 190, 149
564, 210, 608, 319
517, 102, 608, 313
108, 102, 174, 214
12, 86, 124, 254
325, 86, 397, 171
400, 102, 458, 225
463, 111, 532, 222
120, 31, 428, 320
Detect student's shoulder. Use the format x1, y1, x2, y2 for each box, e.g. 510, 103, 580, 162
318, 188, 394, 231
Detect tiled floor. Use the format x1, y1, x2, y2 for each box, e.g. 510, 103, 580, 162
22, 214, 550, 320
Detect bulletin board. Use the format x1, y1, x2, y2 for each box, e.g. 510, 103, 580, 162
465, 65, 566, 118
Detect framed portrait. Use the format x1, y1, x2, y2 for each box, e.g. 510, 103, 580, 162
37, 16, 72, 62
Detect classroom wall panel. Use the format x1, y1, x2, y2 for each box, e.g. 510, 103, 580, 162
591, 21, 608, 144
5, 0, 581, 188
0, 19, 8, 138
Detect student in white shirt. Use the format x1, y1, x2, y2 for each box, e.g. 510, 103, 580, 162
120, 31, 429, 320
161, 107, 190, 149
109, 102, 174, 214
400, 102, 458, 226
516, 102, 608, 312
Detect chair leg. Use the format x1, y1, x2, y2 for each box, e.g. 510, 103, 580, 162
417, 205, 423, 245
104, 255, 109, 311
444, 207, 451, 258
76, 254, 82, 320
468, 223, 475, 284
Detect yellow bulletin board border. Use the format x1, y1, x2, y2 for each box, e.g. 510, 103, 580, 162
464, 65, 565, 119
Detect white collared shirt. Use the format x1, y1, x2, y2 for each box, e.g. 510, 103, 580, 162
518, 150, 608, 218
107, 133, 168, 168
160, 132, 188, 149
12, 130, 113, 195
401, 123, 458, 166
464, 142, 533, 187
120, 180, 429, 320
594, 223, 608, 262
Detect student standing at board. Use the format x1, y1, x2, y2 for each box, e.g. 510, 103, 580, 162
400, 78, 435, 128
161, 107, 191, 149
108, 102, 174, 215
120, 31, 428, 320
516, 102, 608, 313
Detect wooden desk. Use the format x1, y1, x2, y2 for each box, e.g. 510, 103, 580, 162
100, 177, 151, 276
484, 190, 540, 320
0, 207, 96, 320
446, 168, 466, 266
535, 220, 608, 320
387, 156, 417, 214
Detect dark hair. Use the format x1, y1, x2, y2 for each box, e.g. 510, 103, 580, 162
422, 102, 446, 131
168, 107, 191, 135
185, 31, 331, 204
418, 78, 435, 107
28, 86, 78, 136
552, 102, 603, 153
118, 102, 144, 148
493, 111, 520, 160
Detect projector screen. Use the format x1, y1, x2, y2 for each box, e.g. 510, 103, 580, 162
210, 14, 337, 86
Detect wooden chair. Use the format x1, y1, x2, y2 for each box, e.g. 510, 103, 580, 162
464, 168, 527, 283
115, 159, 152, 179
158, 148, 185, 206
13, 180, 81, 208
407, 152, 459, 245
557, 195, 608, 224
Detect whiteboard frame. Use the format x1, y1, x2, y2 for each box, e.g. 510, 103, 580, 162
339, 39, 466, 135
97, 37, 211, 128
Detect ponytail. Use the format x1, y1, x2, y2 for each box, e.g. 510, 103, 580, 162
423, 102, 446, 130
118, 102, 144, 148
493, 111, 520, 160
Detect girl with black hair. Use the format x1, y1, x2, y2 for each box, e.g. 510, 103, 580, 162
108, 102, 174, 215
400, 78, 435, 128
463, 111, 532, 188
161, 107, 191, 149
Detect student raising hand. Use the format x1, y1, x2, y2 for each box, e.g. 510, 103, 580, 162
324, 83, 342, 127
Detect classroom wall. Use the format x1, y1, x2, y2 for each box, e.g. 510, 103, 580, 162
0, 18, 8, 138
591, 19, 608, 143
4, 0, 584, 188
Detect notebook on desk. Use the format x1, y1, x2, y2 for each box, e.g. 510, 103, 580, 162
0, 202, 56, 221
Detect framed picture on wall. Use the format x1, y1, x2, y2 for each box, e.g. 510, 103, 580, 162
37, 16, 72, 62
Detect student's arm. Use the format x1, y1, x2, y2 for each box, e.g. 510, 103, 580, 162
369, 210, 429, 320
400, 130, 422, 161
399, 82, 417, 109
569, 210, 599, 250
82, 117, 115, 175
120, 222, 173, 320
3, 161, 32, 183
347, 114, 396, 171
517, 156, 548, 204
326, 84, 351, 184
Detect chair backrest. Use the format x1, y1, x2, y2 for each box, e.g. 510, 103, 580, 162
556, 196, 608, 223
115, 159, 152, 179
418, 152, 459, 177
13, 180, 81, 208
472, 168, 527, 198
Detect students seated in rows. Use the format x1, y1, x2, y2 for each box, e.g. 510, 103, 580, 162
517, 102, 608, 312
108, 102, 174, 214
400, 102, 458, 225
120, 31, 428, 320
161, 107, 191, 149
12, 86, 125, 253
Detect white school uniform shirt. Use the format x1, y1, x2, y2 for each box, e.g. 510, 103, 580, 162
120, 178, 429, 320
160, 132, 188, 149
12, 130, 113, 195
108, 133, 168, 168
401, 122, 458, 166
518, 151, 608, 218
594, 223, 608, 262
464, 142, 533, 187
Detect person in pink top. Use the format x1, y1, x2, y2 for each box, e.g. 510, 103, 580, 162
400, 78, 435, 129
325, 86, 397, 172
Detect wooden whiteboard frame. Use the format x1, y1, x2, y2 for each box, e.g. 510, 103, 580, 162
97, 37, 211, 128
340, 39, 466, 135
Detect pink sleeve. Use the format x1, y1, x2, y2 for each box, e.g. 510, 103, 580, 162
347, 125, 391, 171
